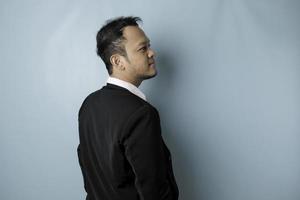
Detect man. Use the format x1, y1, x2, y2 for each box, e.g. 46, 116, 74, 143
77, 16, 179, 200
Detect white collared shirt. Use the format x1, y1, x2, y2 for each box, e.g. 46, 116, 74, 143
106, 76, 147, 101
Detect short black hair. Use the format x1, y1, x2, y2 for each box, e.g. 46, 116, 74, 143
96, 16, 142, 75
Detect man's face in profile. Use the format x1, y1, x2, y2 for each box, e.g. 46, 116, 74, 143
122, 26, 157, 81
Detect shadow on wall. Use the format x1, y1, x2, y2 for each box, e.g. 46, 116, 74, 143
145, 47, 200, 200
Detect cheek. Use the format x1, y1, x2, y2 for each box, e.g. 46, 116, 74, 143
133, 56, 148, 67
127, 53, 149, 70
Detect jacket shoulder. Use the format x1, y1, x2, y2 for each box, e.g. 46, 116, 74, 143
77, 88, 104, 119
78, 86, 157, 120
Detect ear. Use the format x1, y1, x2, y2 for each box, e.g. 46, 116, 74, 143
109, 54, 125, 70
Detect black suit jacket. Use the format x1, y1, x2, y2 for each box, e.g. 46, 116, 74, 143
77, 83, 179, 200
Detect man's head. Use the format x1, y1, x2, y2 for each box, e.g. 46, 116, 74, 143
96, 16, 156, 86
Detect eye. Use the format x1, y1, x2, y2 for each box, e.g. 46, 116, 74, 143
139, 44, 151, 52
139, 46, 147, 52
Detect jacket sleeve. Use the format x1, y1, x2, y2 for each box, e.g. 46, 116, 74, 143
122, 105, 171, 200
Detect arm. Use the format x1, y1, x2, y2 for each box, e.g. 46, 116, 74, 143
122, 105, 171, 200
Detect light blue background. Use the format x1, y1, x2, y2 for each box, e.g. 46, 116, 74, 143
1, 0, 299, 199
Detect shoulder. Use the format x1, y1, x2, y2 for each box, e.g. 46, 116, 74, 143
78, 86, 158, 120
77, 90, 99, 120
129, 104, 159, 119
77, 87, 108, 117
120, 103, 162, 143
124, 104, 160, 130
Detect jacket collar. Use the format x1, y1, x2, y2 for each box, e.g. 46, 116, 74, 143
106, 76, 147, 101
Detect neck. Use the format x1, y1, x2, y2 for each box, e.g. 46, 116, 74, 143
110, 74, 142, 87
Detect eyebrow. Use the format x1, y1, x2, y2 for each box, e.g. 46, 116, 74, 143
136, 39, 150, 47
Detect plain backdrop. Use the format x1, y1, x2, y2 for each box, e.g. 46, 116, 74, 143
1, 0, 299, 199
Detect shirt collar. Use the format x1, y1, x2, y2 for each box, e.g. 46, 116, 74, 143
106, 76, 147, 101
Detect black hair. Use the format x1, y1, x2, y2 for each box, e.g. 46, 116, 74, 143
96, 16, 142, 75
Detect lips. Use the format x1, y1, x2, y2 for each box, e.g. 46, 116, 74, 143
149, 63, 155, 68
149, 60, 155, 66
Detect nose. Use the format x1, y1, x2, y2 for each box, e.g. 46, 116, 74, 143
148, 47, 155, 58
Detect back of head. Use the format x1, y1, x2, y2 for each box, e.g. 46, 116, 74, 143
96, 16, 142, 75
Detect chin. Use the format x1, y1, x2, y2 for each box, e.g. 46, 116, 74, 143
141, 71, 157, 80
